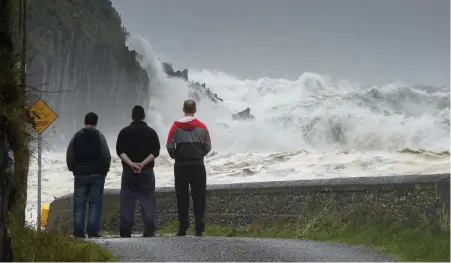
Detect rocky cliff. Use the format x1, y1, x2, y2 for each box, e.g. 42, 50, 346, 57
26, 0, 149, 144
162, 62, 255, 120
25, 0, 254, 148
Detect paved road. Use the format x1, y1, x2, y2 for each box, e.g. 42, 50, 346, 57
93, 235, 396, 262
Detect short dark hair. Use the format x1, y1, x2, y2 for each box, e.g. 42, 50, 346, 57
183, 99, 197, 114
84, 112, 98, 126
132, 105, 145, 121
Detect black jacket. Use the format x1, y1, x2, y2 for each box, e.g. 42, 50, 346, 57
116, 121, 160, 169
66, 127, 111, 176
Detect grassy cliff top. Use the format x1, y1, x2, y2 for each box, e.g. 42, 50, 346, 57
27, 0, 144, 78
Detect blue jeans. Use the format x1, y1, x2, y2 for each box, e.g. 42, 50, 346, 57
73, 174, 105, 237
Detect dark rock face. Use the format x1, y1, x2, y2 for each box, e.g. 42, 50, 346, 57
162, 62, 223, 103
189, 82, 223, 103
162, 62, 188, 81
162, 62, 254, 119
26, 31, 149, 143
232, 107, 256, 121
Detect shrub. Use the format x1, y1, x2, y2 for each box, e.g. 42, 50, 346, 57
11, 222, 115, 262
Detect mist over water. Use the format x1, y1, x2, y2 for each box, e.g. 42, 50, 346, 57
127, 36, 450, 154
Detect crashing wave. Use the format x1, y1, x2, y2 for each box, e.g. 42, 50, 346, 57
126, 36, 450, 153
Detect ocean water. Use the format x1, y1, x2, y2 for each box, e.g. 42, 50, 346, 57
25, 35, 450, 224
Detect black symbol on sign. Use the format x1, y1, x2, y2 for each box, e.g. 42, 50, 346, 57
31, 111, 41, 120
35, 121, 48, 126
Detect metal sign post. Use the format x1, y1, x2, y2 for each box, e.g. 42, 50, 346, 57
37, 133, 42, 231
29, 99, 58, 231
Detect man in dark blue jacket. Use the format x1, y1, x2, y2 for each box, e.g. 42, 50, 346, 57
66, 112, 111, 238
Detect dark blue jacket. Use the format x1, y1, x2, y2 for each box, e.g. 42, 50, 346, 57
66, 127, 111, 176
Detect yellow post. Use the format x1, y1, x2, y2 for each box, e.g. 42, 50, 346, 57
40, 203, 49, 227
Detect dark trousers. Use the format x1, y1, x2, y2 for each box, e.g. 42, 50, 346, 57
73, 174, 105, 237
174, 164, 207, 234
119, 167, 156, 237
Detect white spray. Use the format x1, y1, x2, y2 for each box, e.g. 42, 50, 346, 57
126, 36, 450, 154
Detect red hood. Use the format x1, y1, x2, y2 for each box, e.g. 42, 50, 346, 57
174, 118, 203, 131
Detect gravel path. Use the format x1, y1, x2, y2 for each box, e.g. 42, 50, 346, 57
92, 235, 397, 262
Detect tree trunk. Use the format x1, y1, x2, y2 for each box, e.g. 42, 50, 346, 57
8, 122, 28, 226
0, 0, 29, 226
0, 117, 13, 262
0, 0, 19, 260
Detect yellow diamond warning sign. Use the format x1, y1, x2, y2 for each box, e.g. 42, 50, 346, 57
29, 99, 58, 134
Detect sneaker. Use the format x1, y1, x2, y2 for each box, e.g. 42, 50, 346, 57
195, 232, 203, 237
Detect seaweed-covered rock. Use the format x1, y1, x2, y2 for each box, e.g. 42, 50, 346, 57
162, 62, 254, 119
189, 82, 223, 103
232, 107, 255, 121
162, 62, 221, 102
162, 62, 188, 81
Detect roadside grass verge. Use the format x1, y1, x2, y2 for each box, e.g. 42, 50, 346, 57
10, 221, 115, 262
159, 219, 450, 262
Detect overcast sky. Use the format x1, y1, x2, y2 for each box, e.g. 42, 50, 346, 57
111, 0, 449, 86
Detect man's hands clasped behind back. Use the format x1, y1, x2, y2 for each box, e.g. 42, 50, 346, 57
132, 162, 142, 174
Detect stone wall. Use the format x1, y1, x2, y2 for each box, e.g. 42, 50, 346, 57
46, 174, 450, 233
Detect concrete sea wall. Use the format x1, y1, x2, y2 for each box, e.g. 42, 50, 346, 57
46, 174, 450, 233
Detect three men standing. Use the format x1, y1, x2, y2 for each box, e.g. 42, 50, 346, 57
66, 100, 210, 238
66, 112, 111, 238
166, 99, 211, 236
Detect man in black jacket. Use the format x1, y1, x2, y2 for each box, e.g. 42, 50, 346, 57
116, 105, 161, 238
166, 99, 211, 236
66, 112, 111, 238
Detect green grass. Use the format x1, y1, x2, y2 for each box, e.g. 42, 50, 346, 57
11, 223, 115, 262
158, 220, 450, 262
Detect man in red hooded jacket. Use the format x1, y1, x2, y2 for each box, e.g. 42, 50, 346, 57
166, 99, 211, 236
